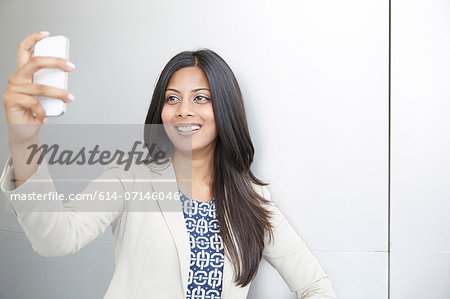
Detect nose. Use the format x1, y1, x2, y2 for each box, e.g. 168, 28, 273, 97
176, 96, 194, 118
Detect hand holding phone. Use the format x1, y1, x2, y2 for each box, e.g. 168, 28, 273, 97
3, 32, 75, 144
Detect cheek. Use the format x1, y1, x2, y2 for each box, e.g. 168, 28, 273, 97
161, 105, 170, 124
203, 104, 215, 121
204, 110, 217, 135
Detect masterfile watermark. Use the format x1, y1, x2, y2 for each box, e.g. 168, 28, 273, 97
26, 140, 169, 171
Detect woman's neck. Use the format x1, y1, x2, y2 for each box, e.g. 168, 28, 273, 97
172, 147, 215, 202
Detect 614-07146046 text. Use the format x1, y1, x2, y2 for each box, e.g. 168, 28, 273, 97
9, 191, 182, 201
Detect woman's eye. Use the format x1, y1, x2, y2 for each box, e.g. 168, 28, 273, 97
194, 95, 210, 104
165, 95, 180, 104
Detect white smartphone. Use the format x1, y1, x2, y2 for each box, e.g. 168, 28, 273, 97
32, 35, 70, 117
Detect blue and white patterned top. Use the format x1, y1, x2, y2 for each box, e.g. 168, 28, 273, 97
178, 189, 224, 299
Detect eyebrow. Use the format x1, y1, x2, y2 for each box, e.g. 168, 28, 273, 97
165, 88, 210, 93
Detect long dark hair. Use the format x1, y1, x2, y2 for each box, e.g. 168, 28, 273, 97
144, 49, 274, 287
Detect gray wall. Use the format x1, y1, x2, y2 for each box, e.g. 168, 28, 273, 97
0, 0, 448, 298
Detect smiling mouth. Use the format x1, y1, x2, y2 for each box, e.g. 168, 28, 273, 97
174, 124, 202, 132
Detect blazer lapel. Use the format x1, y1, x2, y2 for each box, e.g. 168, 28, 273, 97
148, 158, 191, 297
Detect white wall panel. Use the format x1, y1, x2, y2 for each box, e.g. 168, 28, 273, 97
391, 0, 450, 252
391, 0, 450, 297
248, 0, 389, 252
391, 253, 450, 299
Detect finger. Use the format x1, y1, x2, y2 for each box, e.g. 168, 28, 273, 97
4, 93, 47, 121
17, 31, 50, 70
29, 99, 47, 122
8, 83, 75, 103
13, 56, 75, 85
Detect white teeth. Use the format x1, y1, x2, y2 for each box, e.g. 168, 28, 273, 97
176, 125, 201, 132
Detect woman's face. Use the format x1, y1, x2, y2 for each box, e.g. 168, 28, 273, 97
161, 66, 218, 155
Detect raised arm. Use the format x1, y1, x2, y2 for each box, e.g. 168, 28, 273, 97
1, 31, 129, 258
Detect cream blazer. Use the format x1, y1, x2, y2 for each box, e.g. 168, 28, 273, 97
0, 155, 336, 299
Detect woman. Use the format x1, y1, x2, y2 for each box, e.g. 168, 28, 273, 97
2, 32, 337, 298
